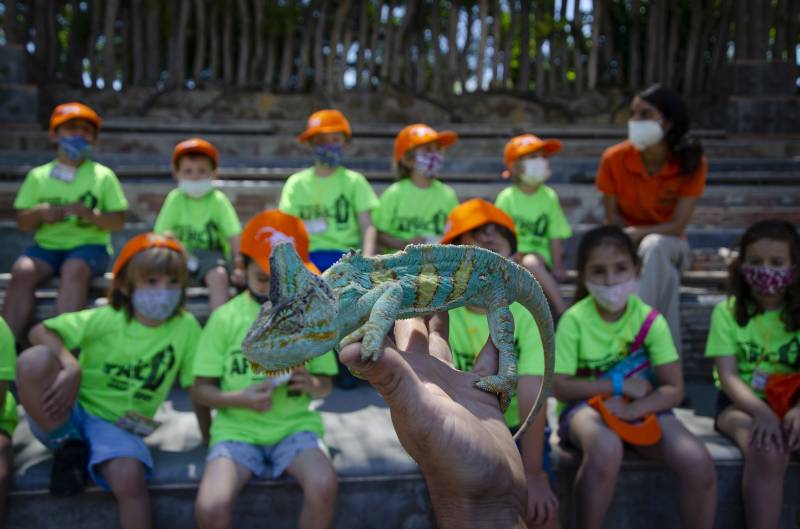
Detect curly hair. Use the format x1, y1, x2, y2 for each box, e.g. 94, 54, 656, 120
573, 225, 640, 304
728, 219, 800, 331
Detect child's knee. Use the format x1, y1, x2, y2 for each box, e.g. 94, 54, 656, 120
522, 253, 546, 272
103, 458, 148, 498
745, 445, 789, 473
582, 433, 624, 476
195, 496, 234, 529
10, 258, 43, 285
17, 344, 59, 382
303, 464, 338, 506
60, 259, 92, 282
676, 445, 716, 488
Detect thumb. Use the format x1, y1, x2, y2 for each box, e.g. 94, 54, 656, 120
339, 340, 420, 406
472, 336, 499, 378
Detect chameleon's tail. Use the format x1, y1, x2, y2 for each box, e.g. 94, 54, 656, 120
513, 266, 556, 442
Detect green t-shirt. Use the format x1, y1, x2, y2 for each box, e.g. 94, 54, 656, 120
449, 303, 544, 428
193, 292, 339, 446
14, 160, 128, 250
372, 179, 459, 244
0, 317, 18, 437
704, 298, 800, 399
279, 167, 379, 251
494, 185, 572, 267
43, 305, 201, 423
154, 188, 242, 259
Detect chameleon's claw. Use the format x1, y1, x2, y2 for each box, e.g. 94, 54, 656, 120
475, 375, 515, 412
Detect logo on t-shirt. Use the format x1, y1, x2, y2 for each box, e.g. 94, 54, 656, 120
391, 210, 449, 235
102, 345, 177, 398
296, 194, 352, 228
514, 213, 549, 239
171, 220, 224, 251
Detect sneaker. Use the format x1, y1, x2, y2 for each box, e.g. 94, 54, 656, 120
49, 438, 89, 496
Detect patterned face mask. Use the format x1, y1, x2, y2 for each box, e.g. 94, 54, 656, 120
414, 151, 443, 178
58, 135, 92, 162
585, 277, 638, 312
313, 144, 343, 168
132, 287, 182, 322
741, 264, 794, 295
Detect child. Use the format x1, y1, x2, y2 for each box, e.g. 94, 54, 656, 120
441, 199, 559, 529
2, 102, 128, 342
372, 124, 459, 251
553, 225, 716, 529
705, 220, 800, 529
495, 134, 570, 316
16, 233, 206, 529
0, 317, 17, 527
279, 109, 379, 271
192, 209, 338, 529
154, 138, 242, 311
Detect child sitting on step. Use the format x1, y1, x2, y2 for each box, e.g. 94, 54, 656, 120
554, 225, 716, 529
372, 124, 460, 251
16, 233, 207, 529
441, 198, 560, 529
0, 317, 17, 527
2, 102, 128, 344
495, 134, 571, 317
154, 138, 242, 312
192, 210, 338, 529
705, 219, 800, 529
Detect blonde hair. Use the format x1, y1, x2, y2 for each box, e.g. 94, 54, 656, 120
109, 247, 188, 319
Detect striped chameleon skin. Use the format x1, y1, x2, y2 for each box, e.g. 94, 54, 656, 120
241, 243, 555, 441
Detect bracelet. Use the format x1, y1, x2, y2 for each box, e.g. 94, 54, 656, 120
611, 373, 624, 397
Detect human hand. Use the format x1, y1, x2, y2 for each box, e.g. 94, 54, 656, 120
783, 406, 800, 451
230, 267, 246, 287
63, 202, 94, 221
525, 471, 558, 527
603, 396, 643, 422
42, 367, 80, 420
239, 380, 273, 412
339, 315, 527, 529
39, 204, 66, 224
622, 377, 652, 400
551, 266, 568, 283
288, 366, 322, 396
751, 408, 784, 452
408, 236, 428, 245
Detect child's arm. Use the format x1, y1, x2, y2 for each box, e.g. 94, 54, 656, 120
0, 381, 6, 409
28, 323, 81, 418
553, 373, 651, 403
605, 361, 684, 420
288, 367, 332, 399
601, 194, 626, 227
228, 235, 245, 285
16, 204, 67, 231
191, 377, 273, 411
358, 212, 377, 256
192, 399, 212, 444
62, 204, 126, 230
549, 239, 567, 281
377, 230, 426, 251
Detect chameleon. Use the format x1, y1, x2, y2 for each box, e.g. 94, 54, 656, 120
241, 242, 555, 440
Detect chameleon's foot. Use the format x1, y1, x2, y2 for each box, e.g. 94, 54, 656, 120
475, 375, 515, 412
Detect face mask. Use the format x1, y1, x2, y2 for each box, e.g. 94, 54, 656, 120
585, 277, 638, 312
132, 287, 182, 322
414, 151, 443, 178
313, 144, 343, 168
58, 135, 92, 162
520, 158, 551, 185
627, 120, 664, 151
742, 264, 794, 295
178, 179, 215, 198
248, 287, 270, 306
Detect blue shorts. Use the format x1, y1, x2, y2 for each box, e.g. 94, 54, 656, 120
24, 244, 110, 276
309, 250, 347, 272
29, 405, 153, 490
207, 431, 326, 479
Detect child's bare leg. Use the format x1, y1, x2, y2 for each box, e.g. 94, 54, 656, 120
55, 258, 92, 315
0, 434, 12, 527
521, 254, 567, 315
16, 345, 79, 430
633, 414, 716, 529
99, 457, 152, 529
568, 406, 623, 529
1, 256, 53, 339
205, 267, 231, 311
195, 457, 253, 529
717, 407, 789, 529
285, 448, 338, 529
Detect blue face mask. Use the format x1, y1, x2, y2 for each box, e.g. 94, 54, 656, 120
58, 135, 92, 162
313, 144, 343, 168
132, 287, 182, 322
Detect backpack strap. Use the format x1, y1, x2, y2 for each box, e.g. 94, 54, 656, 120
630, 308, 660, 355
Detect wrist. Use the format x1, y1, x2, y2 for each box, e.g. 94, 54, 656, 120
611, 373, 624, 397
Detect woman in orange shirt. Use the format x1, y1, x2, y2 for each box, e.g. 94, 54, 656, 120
596, 84, 707, 352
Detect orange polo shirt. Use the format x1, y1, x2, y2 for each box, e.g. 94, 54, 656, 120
595, 141, 707, 226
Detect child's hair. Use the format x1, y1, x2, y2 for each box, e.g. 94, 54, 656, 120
456, 223, 518, 255
393, 159, 412, 180
638, 84, 703, 176
175, 152, 216, 171
573, 225, 640, 303
729, 219, 800, 331
109, 247, 188, 319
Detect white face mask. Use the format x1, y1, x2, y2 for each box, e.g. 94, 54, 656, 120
585, 277, 638, 312
520, 158, 551, 185
627, 120, 664, 151
179, 179, 215, 198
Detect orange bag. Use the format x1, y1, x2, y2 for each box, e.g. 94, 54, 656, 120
588, 395, 662, 446
764, 373, 800, 419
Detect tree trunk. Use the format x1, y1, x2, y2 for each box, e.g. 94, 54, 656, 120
664, 2, 680, 85
192, 0, 206, 82
313, 0, 329, 89
121, 5, 132, 86
356, 0, 369, 88
130, 0, 144, 85
587, 0, 602, 90
171, 0, 191, 87
459, 4, 474, 89
734, 1, 751, 60
327, 0, 352, 92
572, 0, 584, 94
774, 0, 790, 61
367, 0, 386, 86
278, 2, 296, 91
223, 0, 234, 83
490, 0, 502, 90
46, 0, 60, 81
297, 1, 315, 90
707, 0, 733, 90
236, 0, 251, 86
101, 0, 119, 85
555, 0, 569, 94
415, 21, 427, 93
518, 0, 531, 93
477, 0, 489, 90
628, 0, 641, 89
682, 1, 704, 94
66, 0, 89, 86
600, 0, 616, 83
252, 0, 266, 83
535, 0, 547, 96
503, 0, 517, 91
340, 17, 354, 92
209, 0, 221, 81
144, 0, 160, 84
644, 0, 662, 85
380, 0, 396, 82
3, 0, 19, 44
447, 0, 459, 93
430, 0, 444, 93
390, 0, 417, 86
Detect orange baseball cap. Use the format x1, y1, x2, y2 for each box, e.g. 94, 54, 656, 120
49, 102, 102, 132
112, 233, 186, 277
441, 198, 516, 245
588, 395, 662, 446
394, 124, 458, 161
172, 138, 219, 168
240, 210, 320, 275
298, 109, 352, 143
502, 134, 562, 175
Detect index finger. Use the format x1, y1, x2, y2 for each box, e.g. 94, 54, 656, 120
393, 318, 429, 355
427, 313, 453, 365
